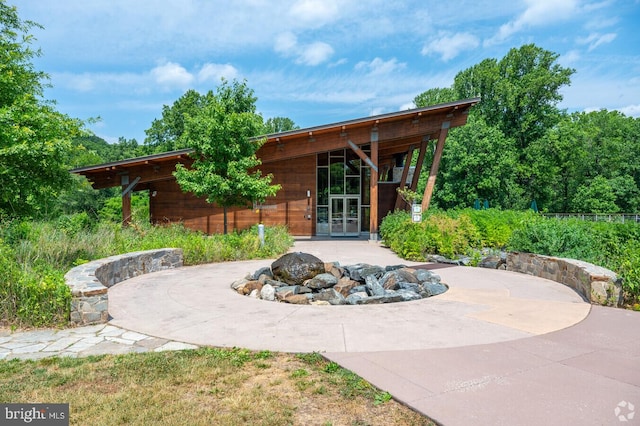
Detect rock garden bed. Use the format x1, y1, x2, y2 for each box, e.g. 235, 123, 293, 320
231, 252, 448, 305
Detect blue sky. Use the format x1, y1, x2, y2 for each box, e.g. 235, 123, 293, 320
13, 0, 640, 144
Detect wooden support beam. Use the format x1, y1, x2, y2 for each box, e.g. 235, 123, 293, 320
121, 175, 132, 227
421, 122, 450, 212
347, 140, 378, 172
411, 138, 429, 192
394, 146, 415, 210
369, 129, 379, 240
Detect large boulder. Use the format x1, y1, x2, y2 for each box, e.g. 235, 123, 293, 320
271, 252, 325, 285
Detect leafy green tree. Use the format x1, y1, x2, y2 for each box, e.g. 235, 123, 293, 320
454, 44, 574, 150
571, 176, 620, 213
173, 80, 280, 233
413, 87, 456, 108
412, 44, 576, 211
430, 116, 524, 209
144, 89, 216, 153
0, 1, 82, 218
263, 116, 299, 134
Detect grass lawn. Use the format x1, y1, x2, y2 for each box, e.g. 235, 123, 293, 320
0, 347, 434, 425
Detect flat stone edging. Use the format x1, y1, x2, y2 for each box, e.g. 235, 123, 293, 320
506, 252, 622, 306
64, 249, 183, 326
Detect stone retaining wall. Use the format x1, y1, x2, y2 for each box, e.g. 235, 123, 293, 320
506, 252, 622, 306
64, 249, 183, 325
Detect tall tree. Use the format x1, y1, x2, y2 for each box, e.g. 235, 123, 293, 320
413, 87, 456, 108
430, 116, 524, 209
263, 116, 299, 134
454, 44, 574, 150
144, 89, 216, 154
0, 1, 82, 218
173, 80, 280, 233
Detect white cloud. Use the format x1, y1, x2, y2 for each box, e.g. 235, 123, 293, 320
274, 32, 298, 56
151, 62, 194, 89
585, 16, 618, 30
274, 31, 334, 66
297, 42, 334, 66
369, 107, 386, 116
400, 102, 415, 111
355, 57, 406, 75
289, 0, 339, 27
618, 104, 640, 117
421, 32, 480, 62
485, 0, 579, 46
577, 32, 617, 51
197, 63, 239, 83
559, 49, 581, 66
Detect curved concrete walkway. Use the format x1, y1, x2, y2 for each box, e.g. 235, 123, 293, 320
107, 240, 589, 352
2, 239, 638, 425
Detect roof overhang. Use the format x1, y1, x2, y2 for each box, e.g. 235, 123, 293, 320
72, 97, 479, 189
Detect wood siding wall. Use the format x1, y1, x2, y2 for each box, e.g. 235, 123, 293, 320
149, 155, 317, 235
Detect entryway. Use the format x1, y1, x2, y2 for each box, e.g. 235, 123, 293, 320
330, 196, 359, 236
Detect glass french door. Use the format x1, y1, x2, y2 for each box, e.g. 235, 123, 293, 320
330, 196, 360, 236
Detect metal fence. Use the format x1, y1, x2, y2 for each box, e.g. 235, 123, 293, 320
542, 213, 640, 224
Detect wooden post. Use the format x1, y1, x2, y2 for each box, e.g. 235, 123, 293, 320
410, 137, 429, 192
121, 175, 132, 227
421, 122, 450, 212
394, 147, 414, 210
370, 129, 379, 240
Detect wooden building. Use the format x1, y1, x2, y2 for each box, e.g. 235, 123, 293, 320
73, 98, 479, 238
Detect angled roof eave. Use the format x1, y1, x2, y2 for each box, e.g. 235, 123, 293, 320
70, 148, 194, 174
260, 97, 480, 142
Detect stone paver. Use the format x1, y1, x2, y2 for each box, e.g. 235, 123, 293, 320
0, 324, 198, 361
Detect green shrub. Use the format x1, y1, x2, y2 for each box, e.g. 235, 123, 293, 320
617, 241, 640, 301
465, 209, 536, 248
507, 218, 599, 261
0, 218, 293, 328
381, 209, 640, 304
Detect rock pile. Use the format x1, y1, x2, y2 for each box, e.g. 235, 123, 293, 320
231, 252, 448, 305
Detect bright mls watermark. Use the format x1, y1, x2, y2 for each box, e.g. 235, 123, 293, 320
1, 404, 68, 425
615, 401, 636, 422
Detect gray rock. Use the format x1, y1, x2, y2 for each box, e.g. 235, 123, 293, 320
251, 266, 272, 280
314, 288, 346, 305
457, 256, 472, 266
385, 264, 409, 271
349, 285, 367, 294
260, 284, 275, 301
343, 264, 385, 282
427, 255, 461, 265
275, 286, 299, 301
398, 282, 423, 294
230, 278, 249, 291
415, 269, 441, 284
422, 282, 448, 297
365, 275, 386, 296
395, 289, 423, 301
478, 255, 505, 269
297, 285, 312, 294
305, 273, 338, 290
271, 252, 325, 285
379, 271, 400, 290
345, 292, 368, 305
265, 278, 288, 288
349, 293, 406, 305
